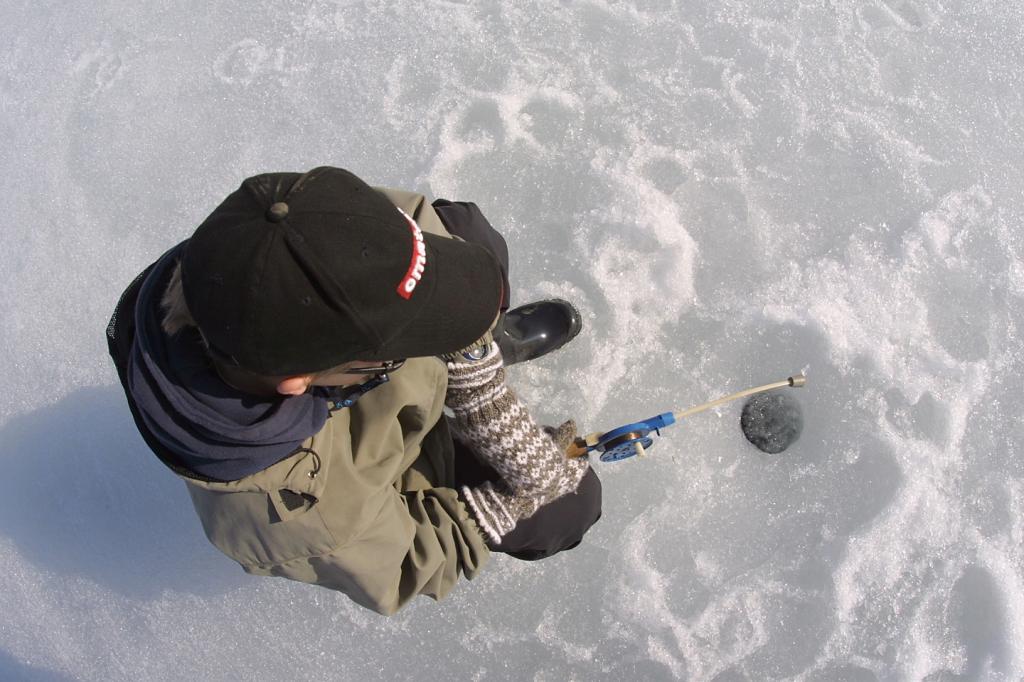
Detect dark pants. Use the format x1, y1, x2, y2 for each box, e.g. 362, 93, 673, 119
452, 438, 602, 561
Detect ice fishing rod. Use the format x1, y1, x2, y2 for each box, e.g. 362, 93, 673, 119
565, 374, 807, 462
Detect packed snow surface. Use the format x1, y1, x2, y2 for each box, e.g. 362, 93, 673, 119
2, 1, 1022, 680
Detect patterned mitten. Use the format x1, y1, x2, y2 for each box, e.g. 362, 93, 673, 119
444, 343, 588, 542
444, 344, 588, 499
461, 480, 542, 543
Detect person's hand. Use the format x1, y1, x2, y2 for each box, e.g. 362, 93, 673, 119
446, 345, 588, 497
462, 480, 543, 544
445, 349, 590, 542
461, 423, 589, 543
543, 420, 578, 450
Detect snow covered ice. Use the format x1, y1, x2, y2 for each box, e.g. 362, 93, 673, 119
2, 0, 1023, 679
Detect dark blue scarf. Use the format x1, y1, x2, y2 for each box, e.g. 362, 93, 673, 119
126, 243, 329, 481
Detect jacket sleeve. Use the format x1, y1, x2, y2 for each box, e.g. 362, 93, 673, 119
251, 358, 491, 616
188, 431, 491, 617
191, 470, 489, 616
299, 486, 489, 615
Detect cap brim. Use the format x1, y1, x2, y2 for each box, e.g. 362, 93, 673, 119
375, 233, 504, 360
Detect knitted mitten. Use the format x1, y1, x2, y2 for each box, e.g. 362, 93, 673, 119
444, 344, 588, 498
462, 421, 584, 541
461, 480, 542, 543
444, 343, 589, 542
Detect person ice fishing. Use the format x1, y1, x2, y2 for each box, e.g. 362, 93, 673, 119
106, 166, 601, 615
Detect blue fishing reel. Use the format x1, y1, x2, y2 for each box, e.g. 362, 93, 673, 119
578, 412, 676, 462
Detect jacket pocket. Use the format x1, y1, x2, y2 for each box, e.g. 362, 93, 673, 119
186, 484, 338, 569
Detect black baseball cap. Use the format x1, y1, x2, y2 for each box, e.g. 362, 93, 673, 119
181, 166, 504, 375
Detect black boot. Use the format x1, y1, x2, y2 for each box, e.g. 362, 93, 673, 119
494, 299, 583, 365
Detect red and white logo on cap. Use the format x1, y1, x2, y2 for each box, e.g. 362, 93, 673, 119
396, 208, 427, 299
